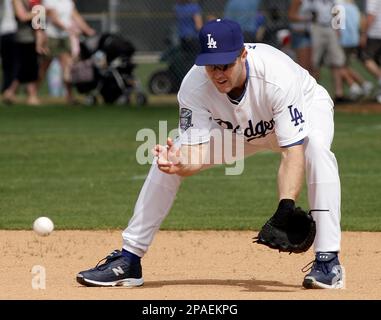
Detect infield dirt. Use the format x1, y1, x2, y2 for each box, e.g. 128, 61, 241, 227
1, 230, 380, 300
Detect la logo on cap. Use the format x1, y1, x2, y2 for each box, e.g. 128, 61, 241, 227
195, 18, 243, 66
207, 34, 217, 48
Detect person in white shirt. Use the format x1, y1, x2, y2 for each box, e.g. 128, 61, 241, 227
76, 19, 344, 290
360, 0, 381, 103
0, 0, 18, 94
337, 0, 374, 100
38, 0, 95, 104
309, 0, 347, 103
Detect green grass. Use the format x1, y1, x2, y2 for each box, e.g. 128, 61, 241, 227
0, 104, 380, 231
314, 60, 377, 97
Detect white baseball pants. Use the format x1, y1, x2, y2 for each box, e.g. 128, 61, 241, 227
122, 87, 341, 256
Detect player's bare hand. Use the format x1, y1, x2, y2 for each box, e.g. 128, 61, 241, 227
152, 138, 182, 174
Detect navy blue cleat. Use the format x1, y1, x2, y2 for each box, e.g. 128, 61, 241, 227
302, 252, 344, 289
76, 250, 144, 287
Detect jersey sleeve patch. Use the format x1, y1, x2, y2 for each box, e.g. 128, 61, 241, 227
180, 108, 193, 131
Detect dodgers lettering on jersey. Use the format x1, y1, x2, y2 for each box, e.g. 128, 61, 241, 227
177, 43, 318, 147
214, 118, 275, 142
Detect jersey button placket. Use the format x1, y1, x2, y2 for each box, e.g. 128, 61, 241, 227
235, 108, 247, 126
234, 109, 245, 136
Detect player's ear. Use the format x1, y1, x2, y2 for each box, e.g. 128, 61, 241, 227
241, 48, 248, 60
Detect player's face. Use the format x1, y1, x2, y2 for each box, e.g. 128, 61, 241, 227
205, 48, 247, 95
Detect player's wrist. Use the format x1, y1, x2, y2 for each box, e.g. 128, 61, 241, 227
278, 199, 295, 211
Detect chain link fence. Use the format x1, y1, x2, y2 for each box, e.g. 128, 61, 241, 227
75, 0, 292, 93
77, 0, 365, 51
75, 0, 366, 94
77, 0, 293, 54
0, 0, 369, 100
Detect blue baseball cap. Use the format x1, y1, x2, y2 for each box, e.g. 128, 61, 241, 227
195, 18, 244, 66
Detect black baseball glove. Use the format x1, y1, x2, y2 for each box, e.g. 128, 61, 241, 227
253, 199, 316, 254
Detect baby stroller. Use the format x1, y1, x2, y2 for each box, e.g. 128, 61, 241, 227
71, 33, 148, 106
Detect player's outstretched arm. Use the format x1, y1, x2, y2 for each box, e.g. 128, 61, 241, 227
277, 144, 305, 201
153, 138, 208, 177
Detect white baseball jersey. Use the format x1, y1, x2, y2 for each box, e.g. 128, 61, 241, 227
122, 43, 341, 257
178, 43, 320, 148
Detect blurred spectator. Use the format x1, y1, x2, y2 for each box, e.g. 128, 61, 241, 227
288, 0, 313, 74
38, 0, 95, 104
205, 14, 218, 22
223, 0, 262, 43
2, 0, 41, 105
174, 0, 203, 54
276, 29, 295, 60
261, 4, 289, 48
360, 0, 381, 103
69, 19, 81, 60
164, 0, 203, 91
47, 57, 64, 97
338, 0, 374, 100
309, 0, 347, 103
0, 0, 18, 94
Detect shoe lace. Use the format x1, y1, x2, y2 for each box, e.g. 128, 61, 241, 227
301, 259, 330, 274
95, 250, 121, 270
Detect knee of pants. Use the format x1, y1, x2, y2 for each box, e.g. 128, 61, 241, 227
304, 137, 339, 183
148, 160, 183, 190
304, 135, 334, 162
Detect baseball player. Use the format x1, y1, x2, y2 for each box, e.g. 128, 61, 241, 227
77, 19, 343, 289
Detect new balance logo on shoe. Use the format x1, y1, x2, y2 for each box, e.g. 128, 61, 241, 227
207, 34, 217, 48
76, 249, 144, 287
332, 265, 342, 281
112, 266, 125, 276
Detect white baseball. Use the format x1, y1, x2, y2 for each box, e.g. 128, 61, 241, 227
33, 217, 54, 236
